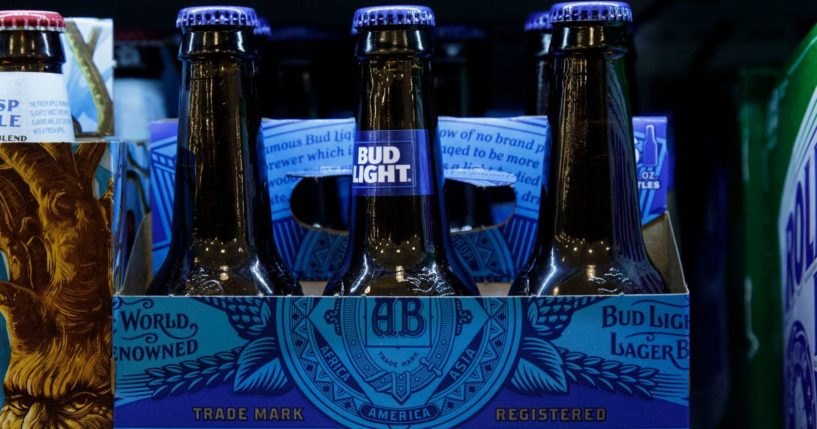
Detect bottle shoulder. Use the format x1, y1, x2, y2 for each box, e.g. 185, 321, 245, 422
149, 254, 301, 296
325, 252, 476, 296
513, 247, 666, 296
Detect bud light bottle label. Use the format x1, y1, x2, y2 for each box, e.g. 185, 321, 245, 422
0, 72, 74, 143
351, 129, 433, 197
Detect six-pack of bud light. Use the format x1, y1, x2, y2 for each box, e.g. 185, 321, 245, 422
0, 3, 690, 429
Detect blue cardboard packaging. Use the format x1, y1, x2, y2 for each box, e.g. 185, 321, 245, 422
114, 291, 688, 428
113, 116, 688, 428
149, 116, 670, 282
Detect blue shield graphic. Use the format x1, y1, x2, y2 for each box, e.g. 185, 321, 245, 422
277, 297, 521, 429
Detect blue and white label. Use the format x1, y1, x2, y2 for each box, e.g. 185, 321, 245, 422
779, 85, 817, 429
780, 86, 817, 313
633, 117, 668, 224
352, 129, 433, 197
0, 72, 75, 143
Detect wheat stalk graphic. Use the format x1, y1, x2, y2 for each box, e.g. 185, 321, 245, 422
510, 298, 688, 402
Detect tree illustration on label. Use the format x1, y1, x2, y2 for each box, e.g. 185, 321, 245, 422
0, 143, 113, 427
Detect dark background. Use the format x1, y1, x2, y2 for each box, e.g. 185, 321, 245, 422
9, 0, 817, 427
11, 0, 817, 110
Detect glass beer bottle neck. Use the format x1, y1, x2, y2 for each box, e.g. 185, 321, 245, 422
546, 23, 646, 263
513, 5, 665, 296
527, 31, 552, 59
357, 56, 431, 129
356, 28, 433, 132
151, 7, 301, 296
353, 29, 441, 257
326, 5, 476, 296
553, 23, 628, 54
526, 30, 552, 115
0, 30, 64, 73
0, 29, 73, 144
174, 29, 262, 264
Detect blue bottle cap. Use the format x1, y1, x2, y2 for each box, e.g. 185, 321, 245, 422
254, 16, 272, 38
550, 2, 633, 24
524, 11, 552, 32
176, 6, 258, 29
352, 5, 436, 32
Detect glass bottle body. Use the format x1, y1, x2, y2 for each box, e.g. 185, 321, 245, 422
511, 22, 665, 296
325, 28, 477, 297
148, 28, 300, 296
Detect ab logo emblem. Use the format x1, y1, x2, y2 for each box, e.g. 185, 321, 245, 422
278, 297, 521, 428
369, 298, 428, 346
786, 321, 816, 429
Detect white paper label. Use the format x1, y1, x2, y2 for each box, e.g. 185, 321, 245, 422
0, 72, 75, 143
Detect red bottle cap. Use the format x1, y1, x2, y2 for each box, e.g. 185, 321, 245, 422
0, 10, 65, 32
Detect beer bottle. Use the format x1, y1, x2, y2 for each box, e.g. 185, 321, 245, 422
114, 29, 171, 276
0, 11, 74, 144
252, 17, 275, 118
510, 2, 666, 296
432, 25, 494, 232
148, 6, 301, 296
433, 25, 490, 117
324, 5, 478, 296
524, 10, 552, 115
254, 16, 272, 40
258, 24, 351, 231
260, 26, 337, 119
